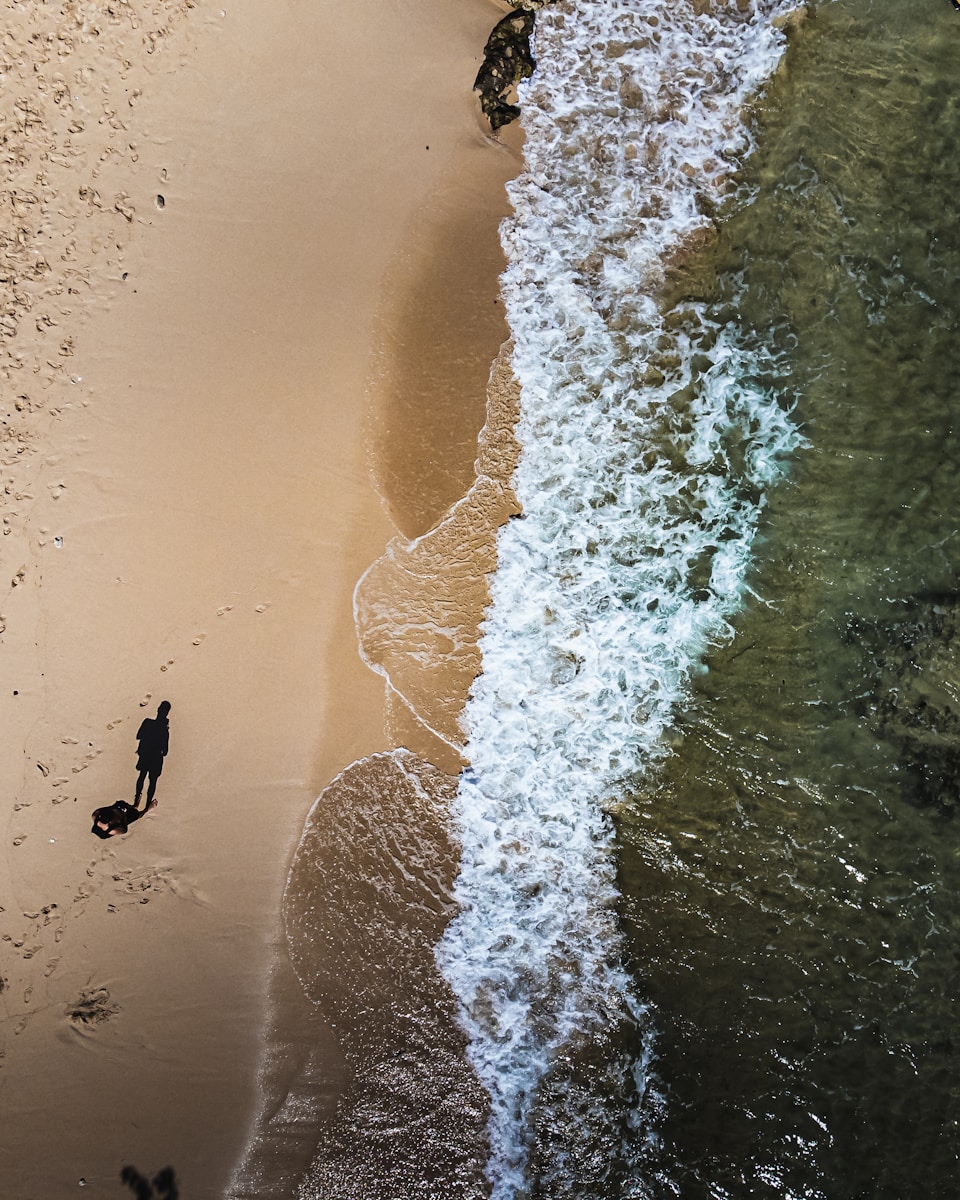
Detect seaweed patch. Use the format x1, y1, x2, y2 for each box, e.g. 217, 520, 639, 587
67, 985, 119, 1025
849, 593, 960, 815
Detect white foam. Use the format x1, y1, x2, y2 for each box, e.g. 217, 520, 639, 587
436, 1, 805, 1195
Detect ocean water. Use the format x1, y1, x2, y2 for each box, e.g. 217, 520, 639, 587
239, 1, 960, 1197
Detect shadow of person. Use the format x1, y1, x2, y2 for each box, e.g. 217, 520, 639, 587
134, 700, 171, 808
120, 1164, 179, 1199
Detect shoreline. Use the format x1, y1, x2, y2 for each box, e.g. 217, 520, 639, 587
0, 2, 520, 1195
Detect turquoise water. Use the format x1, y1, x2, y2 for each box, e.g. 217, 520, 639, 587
617, 2, 960, 1195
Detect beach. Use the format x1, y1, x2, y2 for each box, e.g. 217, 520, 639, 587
0, 1, 519, 1195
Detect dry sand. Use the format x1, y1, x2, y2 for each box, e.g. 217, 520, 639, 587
0, 1, 519, 1195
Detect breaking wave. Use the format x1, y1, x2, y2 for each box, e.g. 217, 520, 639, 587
436, 1, 807, 1194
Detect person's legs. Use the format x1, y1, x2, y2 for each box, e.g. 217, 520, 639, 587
146, 769, 160, 804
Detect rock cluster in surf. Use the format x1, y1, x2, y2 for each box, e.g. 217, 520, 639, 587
474, 6, 538, 131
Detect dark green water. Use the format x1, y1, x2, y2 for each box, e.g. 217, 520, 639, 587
618, 2, 960, 1195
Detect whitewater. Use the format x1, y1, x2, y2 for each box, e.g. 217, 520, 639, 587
435, 1, 808, 1194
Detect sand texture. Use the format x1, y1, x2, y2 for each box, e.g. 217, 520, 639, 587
0, 1, 519, 1195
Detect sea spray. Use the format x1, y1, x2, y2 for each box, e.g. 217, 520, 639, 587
436, 0, 807, 1194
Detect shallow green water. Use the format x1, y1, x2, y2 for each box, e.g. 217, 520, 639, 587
617, 3, 960, 1195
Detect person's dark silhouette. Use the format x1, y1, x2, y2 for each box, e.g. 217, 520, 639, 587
135, 700, 170, 807
120, 1165, 179, 1199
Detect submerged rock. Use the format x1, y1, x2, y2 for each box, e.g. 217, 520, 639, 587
850, 593, 960, 815
475, 6, 537, 132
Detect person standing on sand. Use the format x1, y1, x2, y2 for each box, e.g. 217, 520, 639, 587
134, 700, 171, 807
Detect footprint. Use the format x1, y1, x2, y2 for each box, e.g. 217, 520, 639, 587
12, 836, 25, 847
106, 718, 124, 730
61, 737, 78, 746
43, 957, 60, 978
217, 605, 233, 616
36, 761, 51, 777
139, 693, 152, 707
255, 603, 270, 614
159, 659, 174, 673
192, 633, 206, 646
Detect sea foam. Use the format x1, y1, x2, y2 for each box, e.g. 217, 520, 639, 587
436, 1, 805, 1195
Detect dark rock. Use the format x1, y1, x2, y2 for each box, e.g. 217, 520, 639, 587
475, 7, 536, 132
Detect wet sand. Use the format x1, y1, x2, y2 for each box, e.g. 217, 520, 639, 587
0, 1, 518, 1195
